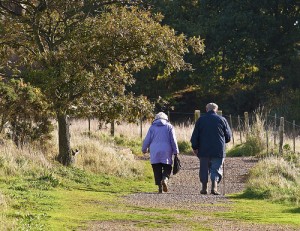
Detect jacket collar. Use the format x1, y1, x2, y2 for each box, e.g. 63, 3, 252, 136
207, 110, 217, 115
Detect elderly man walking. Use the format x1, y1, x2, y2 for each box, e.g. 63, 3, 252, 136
190, 103, 232, 195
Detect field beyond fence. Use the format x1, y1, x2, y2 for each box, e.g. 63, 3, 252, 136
74, 110, 300, 155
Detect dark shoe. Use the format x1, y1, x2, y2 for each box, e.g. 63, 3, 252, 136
158, 185, 163, 193
200, 182, 208, 194
161, 177, 168, 192
200, 189, 208, 194
211, 180, 221, 195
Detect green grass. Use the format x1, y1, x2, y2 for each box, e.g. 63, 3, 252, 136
1, 163, 157, 230
227, 136, 264, 157
114, 134, 143, 156
219, 194, 300, 226
2, 167, 300, 230
1, 133, 299, 230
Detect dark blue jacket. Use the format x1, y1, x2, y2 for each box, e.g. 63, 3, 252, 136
190, 111, 232, 158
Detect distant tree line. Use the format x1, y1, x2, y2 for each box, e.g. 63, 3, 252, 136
131, 0, 300, 123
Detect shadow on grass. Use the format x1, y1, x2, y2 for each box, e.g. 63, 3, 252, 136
284, 207, 300, 213
229, 190, 300, 214
228, 188, 269, 200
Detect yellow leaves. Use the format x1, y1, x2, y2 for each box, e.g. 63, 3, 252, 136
187, 36, 205, 55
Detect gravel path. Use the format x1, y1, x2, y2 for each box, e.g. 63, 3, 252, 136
84, 155, 299, 231
126, 155, 257, 209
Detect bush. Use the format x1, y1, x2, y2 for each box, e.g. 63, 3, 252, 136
113, 135, 142, 156
0, 79, 53, 147
227, 136, 264, 157
178, 141, 192, 154
228, 107, 266, 157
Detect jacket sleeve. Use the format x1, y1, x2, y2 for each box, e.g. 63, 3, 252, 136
169, 125, 179, 154
223, 118, 232, 143
142, 127, 152, 153
190, 120, 200, 150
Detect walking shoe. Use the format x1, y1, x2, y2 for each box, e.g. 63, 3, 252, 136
211, 189, 221, 195
200, 183, 208, 194
161, 177, 168, 192
158, 185, 163, 193
211, 180, 221, 195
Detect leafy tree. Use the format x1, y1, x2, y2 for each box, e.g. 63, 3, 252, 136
0, 1, 204, 165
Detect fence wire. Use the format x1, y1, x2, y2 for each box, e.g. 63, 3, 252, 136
166, 111, 300, 153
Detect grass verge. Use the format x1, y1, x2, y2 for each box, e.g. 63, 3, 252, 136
2, 167, 300, 231
219, 194, 300, 227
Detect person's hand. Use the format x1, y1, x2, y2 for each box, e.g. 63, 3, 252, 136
193, 149, 198, 155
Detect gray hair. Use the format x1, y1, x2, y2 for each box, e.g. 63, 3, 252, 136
206, 103, 218, 112
155, 112, 168, 120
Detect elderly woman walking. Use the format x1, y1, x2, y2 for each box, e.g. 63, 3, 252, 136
142, 112, 179, 193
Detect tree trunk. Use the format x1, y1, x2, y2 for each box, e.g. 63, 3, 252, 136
57, 113, 72, 166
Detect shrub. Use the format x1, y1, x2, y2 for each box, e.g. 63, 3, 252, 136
178, 141, 192, 154
113, 135, 142, 156
0, 79, 53, 147
228, 107, 266, 157
227, 136, 264, 157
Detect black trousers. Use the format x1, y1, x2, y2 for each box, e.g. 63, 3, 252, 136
151, 163, 172, 185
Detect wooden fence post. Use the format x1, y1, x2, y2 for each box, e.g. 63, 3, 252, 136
229, 115, 234, 145
194, 110, 200, 123
110, 120, 115, 137
293, 120, 295, 153
266, 113, 269, 155
244, 112, 249, 138
274, 113, 277, 146
88, 117, 91, 138
238, 115, 242, 143
279, 117, 284, 154
140, 116, 143, 140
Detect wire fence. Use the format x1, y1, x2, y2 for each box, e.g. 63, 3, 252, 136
165, 110, 300, 154
82, 110, 300, 154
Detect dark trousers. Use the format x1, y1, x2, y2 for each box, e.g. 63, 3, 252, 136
151, 163, 172, 185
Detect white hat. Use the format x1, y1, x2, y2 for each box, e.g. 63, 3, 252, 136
155, 112, 168, 120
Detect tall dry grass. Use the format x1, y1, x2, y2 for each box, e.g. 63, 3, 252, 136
64, 119, 144, 177
73, 119, 240, 153
73, 119, 195, 142
0, 119, 145, 178
0, 139, 52, 177
246, 156, 300, 205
